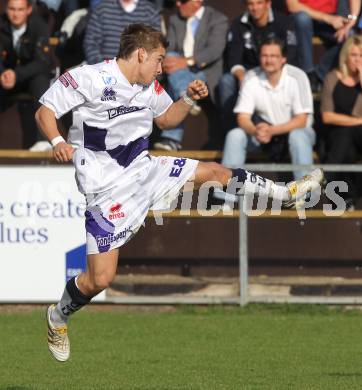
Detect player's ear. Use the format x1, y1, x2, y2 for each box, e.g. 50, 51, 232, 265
138, 48, 147, 63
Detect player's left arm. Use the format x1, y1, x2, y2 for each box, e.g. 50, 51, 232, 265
154, 80, 208, 129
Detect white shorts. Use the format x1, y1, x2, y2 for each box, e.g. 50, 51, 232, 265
82, 154, 199, 254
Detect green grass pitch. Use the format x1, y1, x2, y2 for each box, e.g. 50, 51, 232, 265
1, 304, 362, 390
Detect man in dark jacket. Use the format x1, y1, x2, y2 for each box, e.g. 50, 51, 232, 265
0, 0, 53, 149
154, 0, 228, 151
218, 0, 297, 134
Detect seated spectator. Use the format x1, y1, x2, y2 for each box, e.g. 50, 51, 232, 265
154, 0, 228, 151
218, 0, 297, 135
214, 38, 315, 201
84, 0, 161, 65
321, 35, 362, 210
286, 0, 361, 91
0, 0, 53, 150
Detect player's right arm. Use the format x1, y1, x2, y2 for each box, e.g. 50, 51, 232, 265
35, 106, 74, 163
35, 66, 89, 162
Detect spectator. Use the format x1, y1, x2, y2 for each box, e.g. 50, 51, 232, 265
218, 0, 297, 135
0, 0, 53, 150
286, 0, 361, 92
214, 38, 315, 202
321, 35, 362, 209
84, 0, 161, 65
154, 0, 228, 151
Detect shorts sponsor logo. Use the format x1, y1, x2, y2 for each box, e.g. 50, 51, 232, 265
101, 87, 116, 101
154, 79, 165, 95
96, 226, 132, 247
60, 71, 78, 89
169, 158, 187, 178
108, 203, 125, 220
107, 105, 146, 119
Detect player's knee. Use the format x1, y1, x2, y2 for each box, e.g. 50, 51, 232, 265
207, 162, 230, 184
92, 273, 114, 292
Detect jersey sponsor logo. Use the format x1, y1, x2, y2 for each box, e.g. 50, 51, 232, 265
108, 203, 125, 220
62, 71, 79, 89
107, 105, 146, 119
101, 87, 116, 101
154, 79, 164, 95
102, 75, 117, 86
96, 226, 132, 247
169, 158, 187, 178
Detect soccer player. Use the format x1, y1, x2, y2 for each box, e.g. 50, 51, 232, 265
35, 23, 323, 362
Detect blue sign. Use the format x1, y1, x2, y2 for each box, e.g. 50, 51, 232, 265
65, 244, 87, 282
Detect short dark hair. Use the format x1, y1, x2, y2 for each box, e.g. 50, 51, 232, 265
117, 24, 168, 60
259, 37, 287, 58
6, 0, 32, 5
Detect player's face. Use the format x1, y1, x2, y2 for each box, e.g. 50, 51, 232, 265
259, 44, 286, 74
246, 0, 270, 22
139, 46, 166, 85
6, 0, 32, 28
346, 44, 362, 74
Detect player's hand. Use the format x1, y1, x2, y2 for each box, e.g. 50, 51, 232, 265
53, 142, 74, 163
186, 80, 208, 101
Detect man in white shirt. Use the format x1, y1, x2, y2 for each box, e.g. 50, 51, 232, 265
35, 24, 323, 362
219, 37, 315, 184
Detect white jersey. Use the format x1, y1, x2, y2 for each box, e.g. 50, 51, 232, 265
40, 58, 173, 193
40, 59, 199, 254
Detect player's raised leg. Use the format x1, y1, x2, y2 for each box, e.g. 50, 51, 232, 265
47, 249, 119, 362
192, 162, 324, 208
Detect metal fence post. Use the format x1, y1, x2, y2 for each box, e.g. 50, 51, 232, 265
239, 196, 248, 306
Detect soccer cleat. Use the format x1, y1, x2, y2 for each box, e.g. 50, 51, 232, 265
282, 168, 324, 209
46, 304, 70, 362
